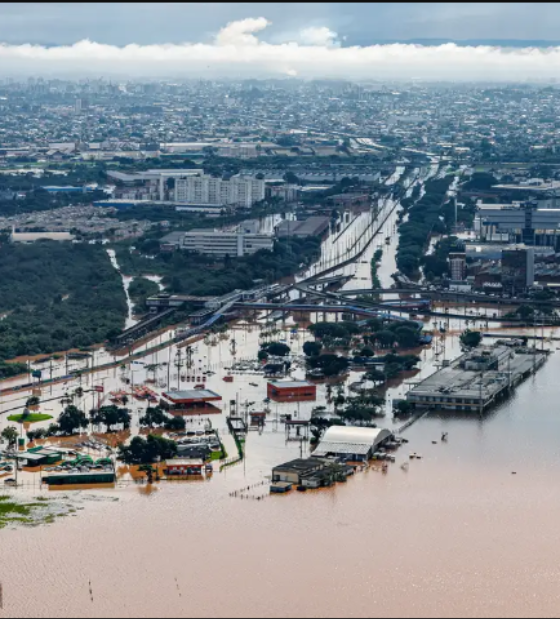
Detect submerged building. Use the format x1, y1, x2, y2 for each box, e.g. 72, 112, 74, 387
313, 426, 393, 462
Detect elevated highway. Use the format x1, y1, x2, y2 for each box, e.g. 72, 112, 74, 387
291, 284, 553, 325
336, 287, 560, 308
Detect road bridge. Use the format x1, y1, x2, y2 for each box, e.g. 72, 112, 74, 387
337, 287, 560, 307
113, 308, 177, 345
292, 284, 554, 325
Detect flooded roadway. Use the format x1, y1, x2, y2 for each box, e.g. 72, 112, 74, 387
3, 165, 560, 617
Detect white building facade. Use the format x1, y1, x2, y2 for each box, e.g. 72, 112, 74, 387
182, 230, 273, 257
174, 175, 265, 208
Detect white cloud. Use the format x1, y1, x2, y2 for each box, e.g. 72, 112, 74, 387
299, 26, 338, 47
0, 17, 560, 81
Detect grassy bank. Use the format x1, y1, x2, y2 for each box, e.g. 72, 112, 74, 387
7, 413, 53, 423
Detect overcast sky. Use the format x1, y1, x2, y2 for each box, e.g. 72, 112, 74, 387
1, 2, 559, 45
2, 3, 560, 80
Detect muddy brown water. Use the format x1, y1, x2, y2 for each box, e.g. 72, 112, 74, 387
2, 344, 560, 617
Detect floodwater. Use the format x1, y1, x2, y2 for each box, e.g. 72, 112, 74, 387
3, 165, 560, 617
3, 339, 560, 618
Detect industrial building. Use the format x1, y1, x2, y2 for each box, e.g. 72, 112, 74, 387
42, 470, 116, 485
267, 380, 317, 402
271, 458, 354, 488
275, 216, 331, 238
476, 201, 560, 247
313, 426, 393, 462
406, 345, 548, 412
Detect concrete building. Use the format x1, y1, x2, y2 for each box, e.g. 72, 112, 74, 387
267, 183, 299, 204
502, 246, 535, 293
272, 458, 327, 485
107, 169, 203, 202
449, 252, 467, 281
174, 175, 265, 208
313, 426, 393, 462
267, 380, 317, 402
271, 457, 354, 488
165, 458, 204, 476
182, 230, 273, 257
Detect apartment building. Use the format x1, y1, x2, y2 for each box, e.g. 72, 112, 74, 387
174, 175, 265, 208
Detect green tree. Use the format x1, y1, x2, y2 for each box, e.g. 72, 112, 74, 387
263, 342, 291, 357
394, 326, 420, 348
460, 329, 482, 348
164, 416, 186, 431
117, 434, 178, 465
303, 341, 323, 357
139, 406, 168, 428
1, 426, 19, 448
91, 405, 131, 431
57, 405, 88, 435
25, 395, 40, 407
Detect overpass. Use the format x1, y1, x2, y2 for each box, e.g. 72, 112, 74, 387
146, 293, 215, 311
113, 308, 177, 345
336, 287, 560, 307
291, 284, 553, 325
233, 301, 422, 325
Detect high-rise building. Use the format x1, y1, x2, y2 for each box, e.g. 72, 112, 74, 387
449, 252, 467, 281
501, 246, 535, 293
74, 98, 82, 114
174, 175, 265, 208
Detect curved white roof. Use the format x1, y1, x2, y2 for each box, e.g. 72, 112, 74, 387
322, 425, 391, 446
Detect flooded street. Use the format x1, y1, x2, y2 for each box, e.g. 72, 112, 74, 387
2, 164, 560, 618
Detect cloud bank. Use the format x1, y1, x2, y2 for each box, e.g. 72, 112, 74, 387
2, 17, 560, 81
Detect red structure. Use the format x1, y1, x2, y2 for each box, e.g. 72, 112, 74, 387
267, 380, 317, 403
161, 389, 222, 415
165, 458, 204, 476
